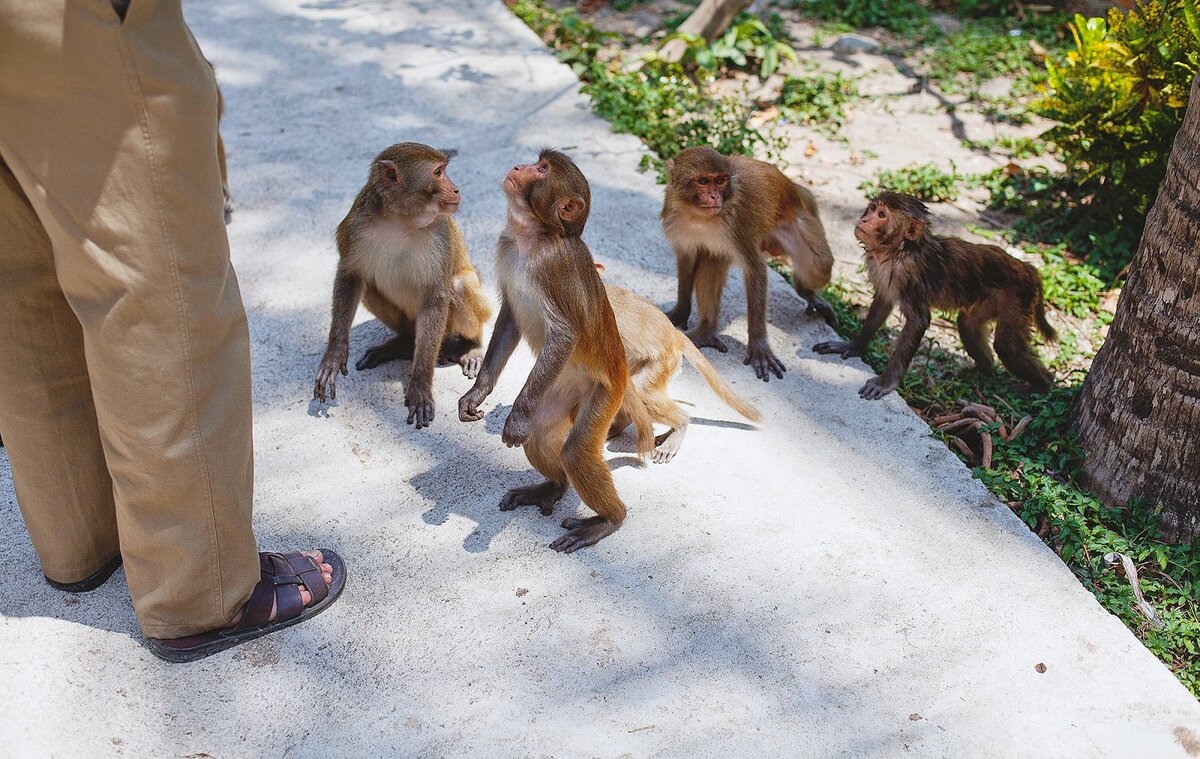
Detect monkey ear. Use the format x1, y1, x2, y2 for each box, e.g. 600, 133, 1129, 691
438, 148, 458, 160
904, 220, 925, 241
376, 160, 401, 188
558, 195, 586, 226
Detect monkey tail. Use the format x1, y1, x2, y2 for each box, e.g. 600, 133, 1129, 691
1033, 282, 1058, 343
680, 340, 762, 422
622, 383, 658, 461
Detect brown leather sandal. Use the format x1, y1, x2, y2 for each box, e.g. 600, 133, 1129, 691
146, 549, 346, 663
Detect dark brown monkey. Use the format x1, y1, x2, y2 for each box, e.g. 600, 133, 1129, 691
605, 284, 762, 463
314, 143, 492, 429
458, 149, 654, 553
813, 191, 1056, 399
662, 146, 835, 382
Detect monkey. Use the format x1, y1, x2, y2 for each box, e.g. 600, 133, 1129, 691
661, 146, 836, 383
458, 148, 655, 553
813, 191, 1057, 400
314, 143, 492, 429
603, 284, 762, 463
206, 59, 233, 224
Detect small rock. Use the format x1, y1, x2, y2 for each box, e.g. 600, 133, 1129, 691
831, 34, 881, 56
909, 713, 922, 721
516, 587, 529, 597
1035, 662, 1047, 673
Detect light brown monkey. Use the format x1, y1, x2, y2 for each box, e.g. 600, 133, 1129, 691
458, 149, 654, 553
662, 146, 835, 382
605, 284, 762, 463
314, 143, 492, 429
206, 59, 233, 224
814, 191, 1056, 399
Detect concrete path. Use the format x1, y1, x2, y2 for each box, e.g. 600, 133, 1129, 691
2, 1, 1198, 756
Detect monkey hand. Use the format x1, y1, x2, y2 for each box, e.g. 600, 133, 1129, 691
405, 386, 436, 429
458, 387, 488, 422
501, 407, 533, 448
314, 349, 349, 403
859, 376, 897, 400
744, 339, 786, 382
812, 340, 860, 360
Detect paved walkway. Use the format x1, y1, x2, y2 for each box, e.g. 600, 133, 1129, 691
2, 1, 1198, 756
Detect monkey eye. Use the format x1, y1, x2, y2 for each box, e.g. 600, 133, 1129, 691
434, 167, 443, 177
877, 210, 886, 219
537, 163, 548, 174
697, 177, 710, 186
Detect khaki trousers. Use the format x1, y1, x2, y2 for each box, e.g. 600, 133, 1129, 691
0, 0, 259, 638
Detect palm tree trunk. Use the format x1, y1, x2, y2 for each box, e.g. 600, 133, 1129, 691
1074, 76, 1200, 543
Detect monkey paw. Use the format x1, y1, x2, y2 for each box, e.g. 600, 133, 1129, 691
652, 429, 684, 463
812, 340, 859, 360
458, 349, 483, 379
687, 330, 727, 353
745, 342, 786, 382
405, 390, 436, 429
858, 377, 896, 400
550, 516, 618, 553
805, 298, 838, 328
664, 306, 691, 330
499, 480, 566, 516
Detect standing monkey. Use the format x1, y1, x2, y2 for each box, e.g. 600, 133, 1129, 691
662, 146, 835, 382
814, 192, 1056, 399
458, 149, 654, 553
605, 284, 762, 463
314, 143, 492, 428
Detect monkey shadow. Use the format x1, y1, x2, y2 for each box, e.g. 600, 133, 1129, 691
408, 402, 594, 554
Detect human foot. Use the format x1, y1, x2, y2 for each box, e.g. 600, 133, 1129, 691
146, 549, 347, 663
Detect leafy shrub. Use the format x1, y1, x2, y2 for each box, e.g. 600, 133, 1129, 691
663, 12, 799, 79
777, 72, 858, 135
983, 167, 1143, 279
924, 17, 1065, 94
1036, 2, 1200, 215
794, 0, 935, 38
511, 1, 784, 181
860, 162, 966, 202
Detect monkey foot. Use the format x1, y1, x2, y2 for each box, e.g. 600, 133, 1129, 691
499, 480, 566, 516
812, 340, 859, 359
804, 297, 837, 327
859, 376, 897, 400
356, 336, 413, 371
687, 330, 727, 353
745, 342, 786, 382
550, 516, 618, 553
652, 429, 685, 464
665, 306, 690, 330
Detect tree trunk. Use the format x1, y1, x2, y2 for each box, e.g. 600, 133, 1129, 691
659, 0, 753, 62
1074, 75, 1200, 543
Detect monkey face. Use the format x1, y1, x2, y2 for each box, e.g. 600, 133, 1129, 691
667, 146, 733, 217
504, 149, 591, 237
371, 143, 460, 226
688, 172, 729, 215
854, 200, 889, 247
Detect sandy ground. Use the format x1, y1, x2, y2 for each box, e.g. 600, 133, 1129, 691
1, 1, 1198, 757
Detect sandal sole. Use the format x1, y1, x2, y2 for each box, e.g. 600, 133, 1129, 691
145, 548, 347, 663
45, 554, 123, 593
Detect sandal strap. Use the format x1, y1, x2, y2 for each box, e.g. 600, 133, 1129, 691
235, 551, 329, 630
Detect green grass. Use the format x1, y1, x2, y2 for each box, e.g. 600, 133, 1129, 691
778, 72, 859, 136
860, 162, 968, 203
